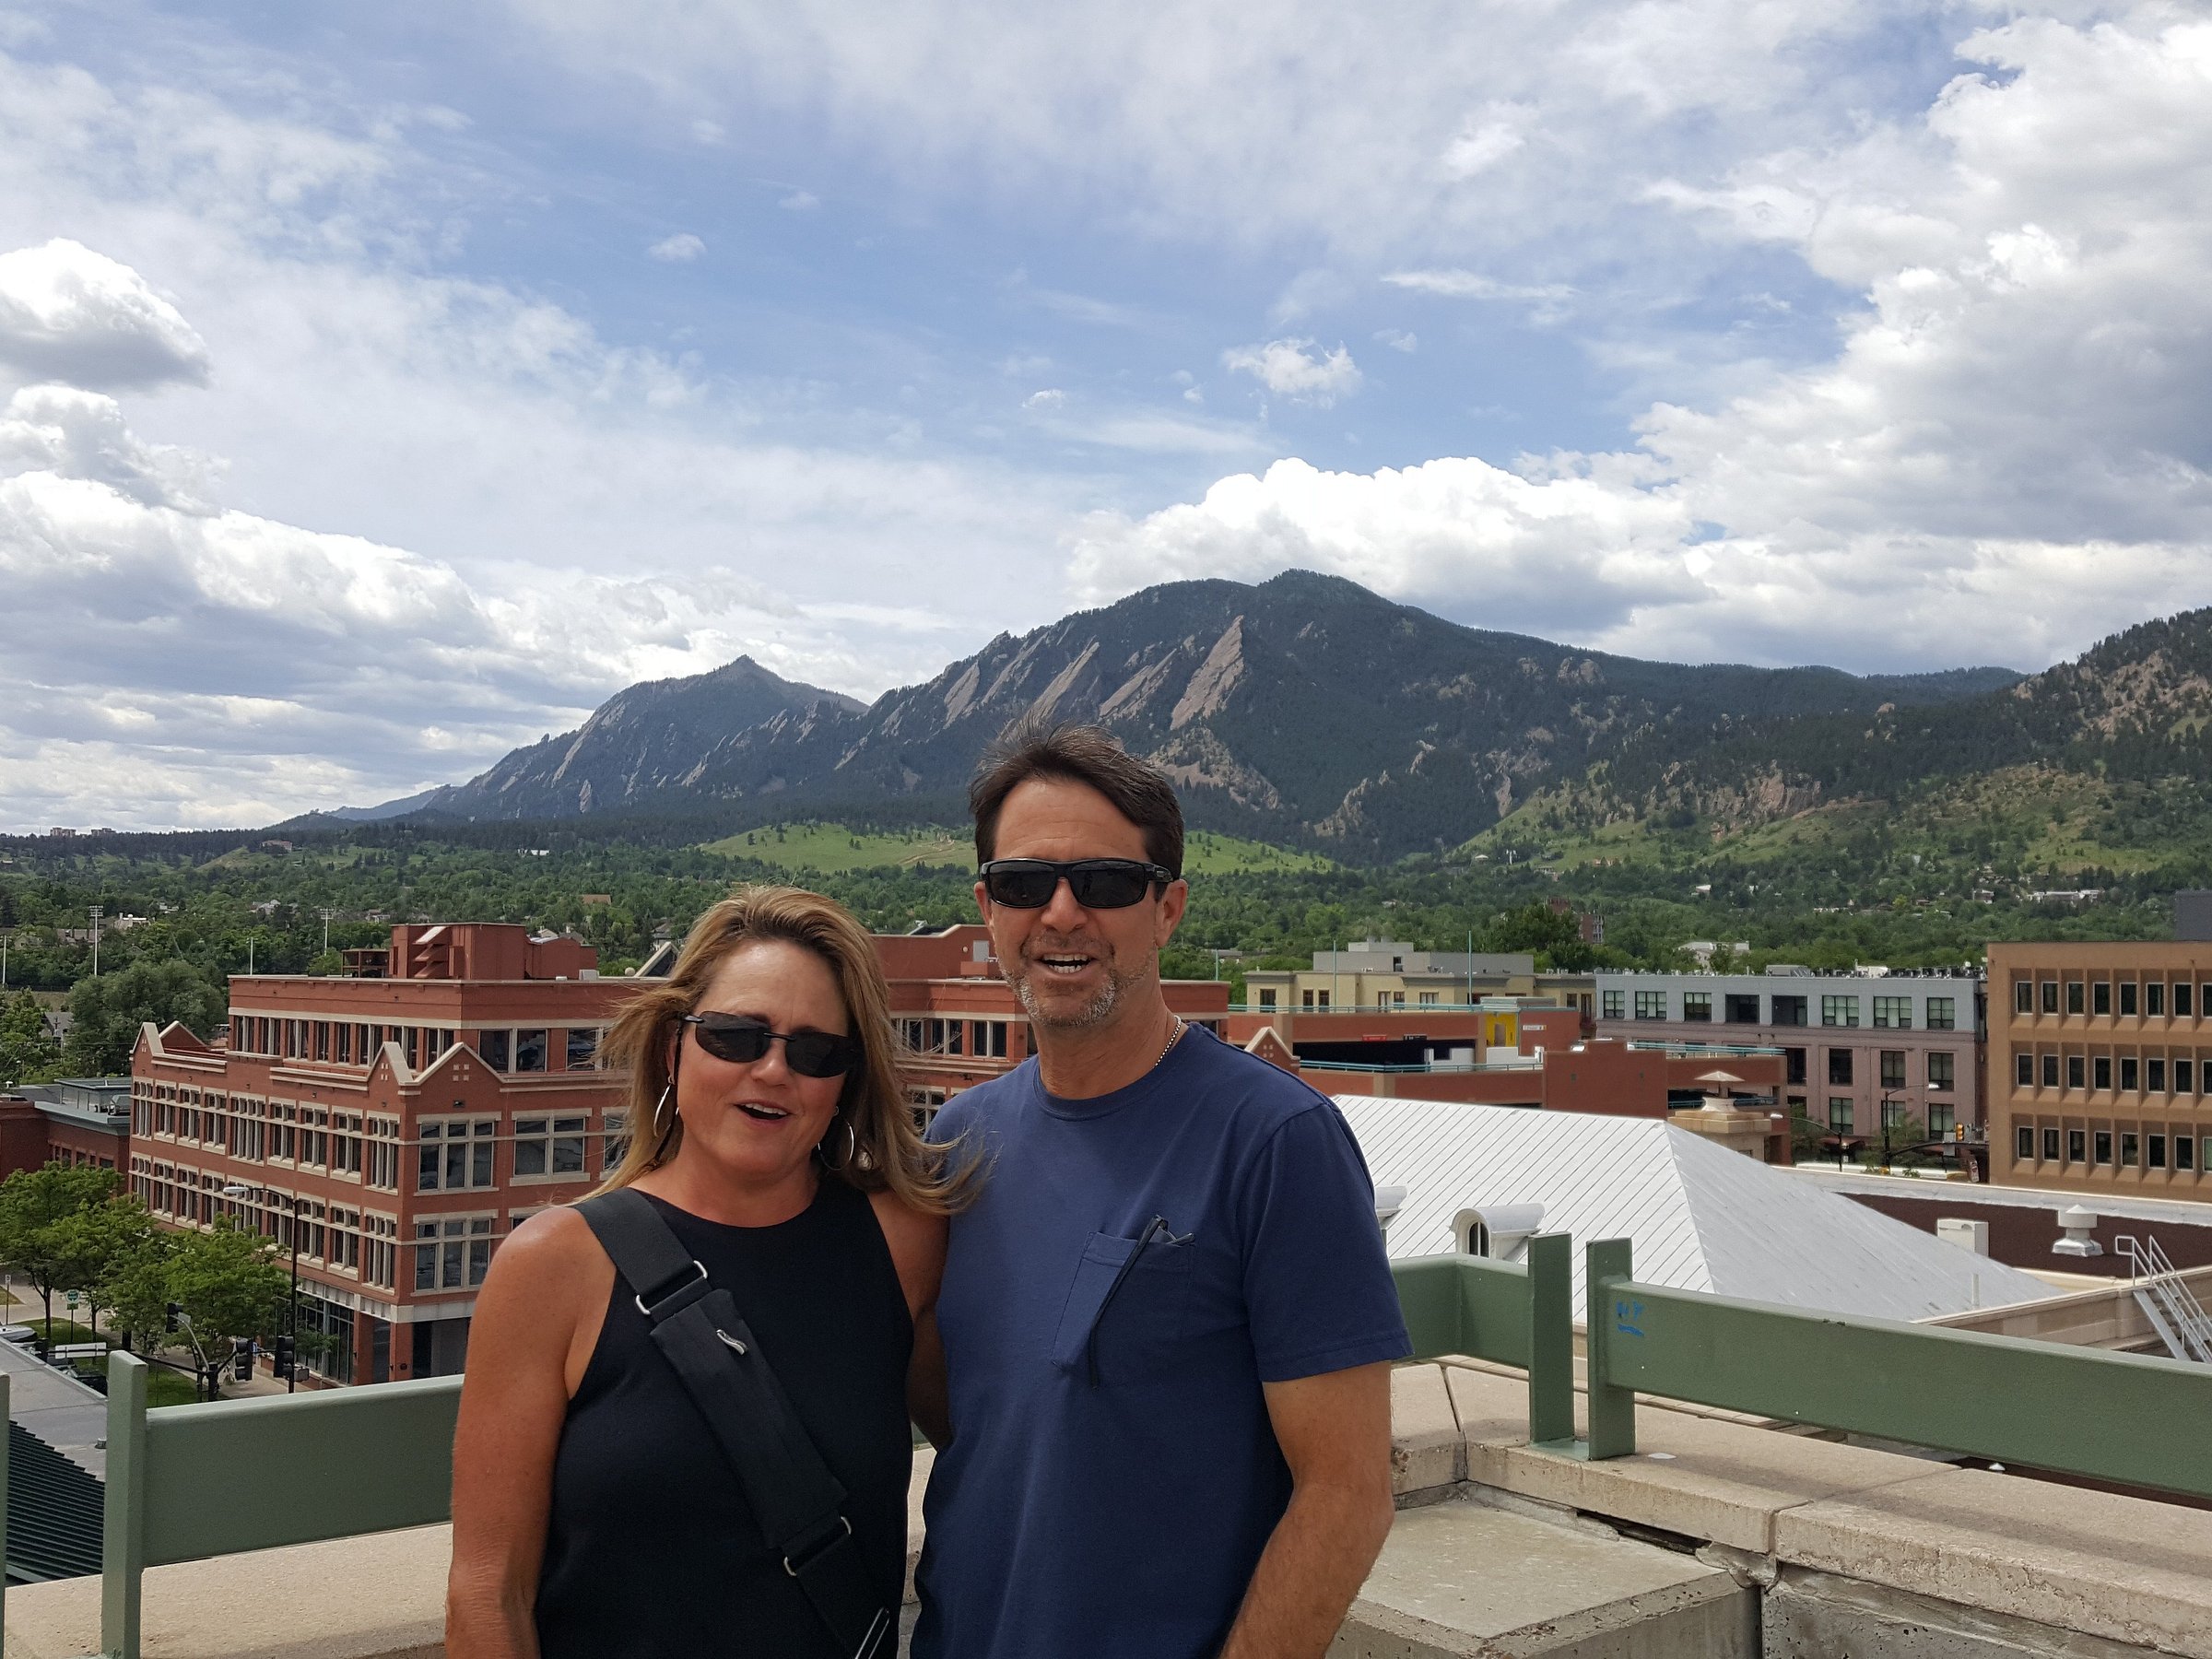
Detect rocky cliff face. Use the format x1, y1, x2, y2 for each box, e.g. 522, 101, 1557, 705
394, 571, 2025, 855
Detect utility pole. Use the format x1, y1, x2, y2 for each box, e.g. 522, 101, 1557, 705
320, 908, 335, 954
1, 927, 10, 990
88, 904, 102, 975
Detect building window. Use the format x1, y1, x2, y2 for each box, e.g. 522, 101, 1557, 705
2016, 1052, 2032, 1088
1873, 996, 1912, 1030
2178, 983, 2195, 1018
603, 1111, 629, 1172
2147, 982, 2166, 1018
2149, 1058, 2167, 1092
514, 1116, 589, 1180
1820, 996, 1858, 1028
2067, 1053, 2085, 1089
418, 1120, 497, 1191
1928, 1052, 1954, 1091
2042, 1126, 2060, 1161
1881, 1097, 1906, 1130
1829, 1099, 1853, 1133
480, 1030, 512, 1070
1258, 989, 1277, 1008
2043, 980, 2061, 1014
2149, 1134, 2168, 1170
2121, 1132, 2139, 1166
1634, 991, 1667, 1020
1785, 1047, 1806, 1086
566, 1027, 601, 1069
2179, 1135, 2197, 1171
1417, 992, 1438, 1007
414, 1217, 494, 1292
1925, 997, 1956, 1031
1725, 994, 1760, 1023
2119, 982, 2137, 1018
2016, 1124, 2034, 1161
1829, 1049, 1853, 1086
1928, 1103, 1954, 1136
2180, 1059, 2196, 1094
2094, 1055, 2112, 1090
1880, 1050, 1906, 1089
1602, 990, 1624, 1019
1682, 993, 1712, 1023
2093, 982, 2111, 1016
2095, 1130, 2113, 1164
2069, 1128, 2086, 1161
1771, 995, 1807, 1027
2120, 1056, 2139, 1091
2014, 979, 2032, 1015
514, 1030, 548, 1073
2042, 1053, 2059, 1088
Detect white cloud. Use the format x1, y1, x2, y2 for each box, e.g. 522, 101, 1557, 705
778, 189, 820, 210
0, 238, 211, 391
1073, 10, 2212, 672
1021, 387, 1065, 409
1220, 337, 1362, 406
646, 230, 705, 261
1373, 328, 1418, 353
1382, 268, 1577, 307
1440, 102, 1532, 179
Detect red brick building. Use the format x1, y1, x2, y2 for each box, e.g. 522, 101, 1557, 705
128, 921, 1232, 1385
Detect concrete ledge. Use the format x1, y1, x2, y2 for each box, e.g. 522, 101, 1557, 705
1775, 1468, 2212, 1659
1335, 1495, 1753, 1658
1766, 1565, 2178, 1659
1390, 1364, 1465, 1499
3, 1524, 449, 1659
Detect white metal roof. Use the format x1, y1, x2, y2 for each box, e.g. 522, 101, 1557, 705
1335, 1097, 2053, 1323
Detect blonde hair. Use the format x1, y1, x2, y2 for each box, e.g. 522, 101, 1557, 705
595, 885, 971, 1214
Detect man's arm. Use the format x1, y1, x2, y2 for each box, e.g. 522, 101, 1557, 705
1218, 1360, 1395, 1659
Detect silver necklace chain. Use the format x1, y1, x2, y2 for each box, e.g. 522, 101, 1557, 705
1155, 1015, 1186, 1071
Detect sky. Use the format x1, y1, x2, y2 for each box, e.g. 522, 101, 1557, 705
2, 0, 2209, 830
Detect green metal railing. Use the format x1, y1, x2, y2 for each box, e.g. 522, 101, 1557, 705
98, 1353, 461, 1658
20, 1241, 2212, 1656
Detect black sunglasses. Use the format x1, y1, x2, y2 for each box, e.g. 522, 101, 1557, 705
681, 1014, 861, 1078
979, 857, 1177, 910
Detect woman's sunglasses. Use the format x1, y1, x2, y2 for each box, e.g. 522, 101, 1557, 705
681, 1014, 861, 1078
978, 857, 1176, 910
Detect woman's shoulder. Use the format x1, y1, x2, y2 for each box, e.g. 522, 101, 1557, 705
865, 1187, 947, 1315
488, 1203, 610, 1292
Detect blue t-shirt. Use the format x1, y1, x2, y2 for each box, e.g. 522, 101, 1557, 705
912, 1025, 1411, 1659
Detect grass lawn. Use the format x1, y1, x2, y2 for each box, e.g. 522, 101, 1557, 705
146, 1368, 203, 1408
27, 1317, 110, 1347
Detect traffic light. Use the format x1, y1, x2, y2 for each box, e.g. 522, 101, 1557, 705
232, 1337, 253, 1382
164, 1302, 182, 1334
272, 1335, 296, 1380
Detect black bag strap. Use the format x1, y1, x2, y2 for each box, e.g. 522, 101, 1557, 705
577, 1189, 894, 1659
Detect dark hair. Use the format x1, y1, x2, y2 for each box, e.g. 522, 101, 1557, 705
970, 718, 1184, 876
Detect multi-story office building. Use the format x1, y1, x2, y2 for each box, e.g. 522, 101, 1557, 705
128, 920, 1232, 1386
1594, 970, 1984, 1140
1986, 941, 2212, 1200
1243, 941, 1539, 1011
130, 924, 631, 1385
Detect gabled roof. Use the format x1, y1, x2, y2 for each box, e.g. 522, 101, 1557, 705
1335, 1097, 2052, 1323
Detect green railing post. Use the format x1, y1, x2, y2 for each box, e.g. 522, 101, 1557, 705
1584, 1239, 1636, 1460
1525, 1233, 1574, 1447
101, 1352, 148, 1659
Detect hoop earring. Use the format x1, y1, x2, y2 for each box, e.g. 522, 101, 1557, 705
818, 1115, 857, 1172
652, 1083, 676, 1147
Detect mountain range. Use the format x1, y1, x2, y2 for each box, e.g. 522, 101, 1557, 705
350, 570, 2158, 860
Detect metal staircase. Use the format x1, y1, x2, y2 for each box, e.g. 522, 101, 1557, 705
2114, 1233, 2212, 1363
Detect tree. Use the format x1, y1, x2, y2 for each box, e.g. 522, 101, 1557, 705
99, 1229, 179, 1357
0, 991, 56, 1087
0, 1163, 124, 1324
169, 1219, 290, 1380
62, 958, 227, 1077
49, 1197, 158, 1335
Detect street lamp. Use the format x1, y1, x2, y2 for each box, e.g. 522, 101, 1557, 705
88, 904, 102, 976
1878, 1090, 1903, 1172
222, 1182, 300, 1393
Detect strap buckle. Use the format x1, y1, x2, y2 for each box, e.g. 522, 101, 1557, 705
634, 1258, 708, 1318
782, 1514, 853, 1578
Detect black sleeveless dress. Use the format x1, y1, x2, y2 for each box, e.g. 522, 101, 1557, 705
535, 1180, 913, 1659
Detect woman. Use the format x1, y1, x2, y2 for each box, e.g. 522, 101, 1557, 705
446, 886, 963, 1658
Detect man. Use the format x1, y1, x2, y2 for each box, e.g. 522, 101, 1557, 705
911, 722, 1409, 1659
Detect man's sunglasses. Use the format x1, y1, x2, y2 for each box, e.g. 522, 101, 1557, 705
978, 857, 1177, 910
681, 1014, 862, 1078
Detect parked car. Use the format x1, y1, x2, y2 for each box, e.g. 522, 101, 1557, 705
0, 1324, 37, 1344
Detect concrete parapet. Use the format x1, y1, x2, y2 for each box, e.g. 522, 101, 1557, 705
1334, 1495, 1754, 1658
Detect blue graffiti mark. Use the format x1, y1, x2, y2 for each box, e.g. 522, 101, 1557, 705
1614, 1297, 1645, 1338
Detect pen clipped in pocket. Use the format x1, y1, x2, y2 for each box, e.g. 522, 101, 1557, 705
1049, 1222, 1193, 1381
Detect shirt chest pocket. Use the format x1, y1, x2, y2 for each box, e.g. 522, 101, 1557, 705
1049, 1229, 1194, 1383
